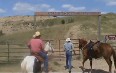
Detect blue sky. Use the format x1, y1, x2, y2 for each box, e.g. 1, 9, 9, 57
0, 0, 116, 17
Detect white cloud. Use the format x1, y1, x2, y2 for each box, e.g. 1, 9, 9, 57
41, 4, 51, 8
91, 8, 101, 12
102, 0, 116, 6
107, 1, 116, 6
62, 4, 86, 11
101, 11, 107, 14
48, 8, 56, 12
62, 4, 72, 8
48, 8, 60, 12
13, 2, 58, 13
0, 8, 6, 13
13, 2, 35, 12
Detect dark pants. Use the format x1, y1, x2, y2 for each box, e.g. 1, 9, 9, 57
38, 51, 48, 72
66, 51, 72, 71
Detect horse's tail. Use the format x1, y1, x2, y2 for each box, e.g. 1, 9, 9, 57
113, 49, 116, 69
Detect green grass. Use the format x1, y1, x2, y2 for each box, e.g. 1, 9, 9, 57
0, 23, 73, 44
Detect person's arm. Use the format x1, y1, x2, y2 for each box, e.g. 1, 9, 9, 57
71, 43, 74, 50
40, 40, 47, 53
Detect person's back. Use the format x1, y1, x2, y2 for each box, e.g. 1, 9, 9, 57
29, 38, 44, 53
64, 42, 73, 52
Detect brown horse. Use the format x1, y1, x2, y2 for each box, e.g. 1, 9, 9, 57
78, 39, 116, 72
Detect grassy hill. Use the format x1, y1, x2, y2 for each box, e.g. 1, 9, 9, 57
0, 13, 116, 44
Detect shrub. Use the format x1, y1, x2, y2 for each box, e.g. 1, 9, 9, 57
61, 19, 65, 24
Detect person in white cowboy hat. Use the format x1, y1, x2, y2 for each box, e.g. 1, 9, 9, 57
64, 38, 74, 72
28, 31, 49, 73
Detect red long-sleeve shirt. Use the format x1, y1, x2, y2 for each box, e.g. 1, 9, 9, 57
28, 39, 44, 53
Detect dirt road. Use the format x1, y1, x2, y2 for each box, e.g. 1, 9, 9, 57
0, 57, 115, 73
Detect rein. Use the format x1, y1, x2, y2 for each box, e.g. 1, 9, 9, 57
81, 41, 100, 50
81, 42, 89, 50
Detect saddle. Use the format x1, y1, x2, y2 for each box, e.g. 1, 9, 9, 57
88, 41, 101, 59
31, 52, 44, 62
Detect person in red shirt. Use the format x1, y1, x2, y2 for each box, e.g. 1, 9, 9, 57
28, 31, 48, 73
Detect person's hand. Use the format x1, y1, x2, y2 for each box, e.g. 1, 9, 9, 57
44, 50, 48, 54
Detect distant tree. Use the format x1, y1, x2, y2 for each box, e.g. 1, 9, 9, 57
61, 19, 65, 24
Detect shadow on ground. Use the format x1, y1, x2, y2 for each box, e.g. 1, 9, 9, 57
79, 66, 109, 73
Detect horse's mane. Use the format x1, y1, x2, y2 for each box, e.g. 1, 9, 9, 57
78, 39, 88, 50
79, 39, 87, 45
44, 42, 50, 51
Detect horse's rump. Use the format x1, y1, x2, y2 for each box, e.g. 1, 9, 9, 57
31, 52, 44, 62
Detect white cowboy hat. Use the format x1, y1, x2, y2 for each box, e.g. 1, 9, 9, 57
35, 31, 41, 37
66, 38, 71, 42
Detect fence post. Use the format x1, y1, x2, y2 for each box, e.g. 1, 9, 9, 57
59, 40, 61, 61
7, 42, 10, 63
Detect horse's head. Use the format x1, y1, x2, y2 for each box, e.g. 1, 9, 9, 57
44, 41, 54, 55
78, 39, 87, 50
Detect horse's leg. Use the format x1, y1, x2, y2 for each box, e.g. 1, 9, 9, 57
89, 59, 92, 72
82, 56, 88, 69
89, 58, 92, 71
104, 57, 112, 72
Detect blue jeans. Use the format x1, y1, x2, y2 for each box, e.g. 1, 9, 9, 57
66, 51, 72, 71
38, 51, 48, 72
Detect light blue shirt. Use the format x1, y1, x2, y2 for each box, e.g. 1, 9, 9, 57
64, 42, 74, 52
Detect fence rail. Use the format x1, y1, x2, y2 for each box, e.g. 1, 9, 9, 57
0, 39, 80, 63
0, 39, 116, 63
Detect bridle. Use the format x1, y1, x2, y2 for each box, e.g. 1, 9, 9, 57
80, 42, 89, 51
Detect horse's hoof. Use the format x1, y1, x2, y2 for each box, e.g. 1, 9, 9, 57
69, 71, 71, 73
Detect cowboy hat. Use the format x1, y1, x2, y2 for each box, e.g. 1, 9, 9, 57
66, 38, 71, 42
35, 31, 41, 37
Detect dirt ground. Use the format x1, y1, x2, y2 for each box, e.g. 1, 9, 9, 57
0, 56, 115, 73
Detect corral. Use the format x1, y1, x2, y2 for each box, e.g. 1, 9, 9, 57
0, 39, 79, 63
0, 39, 116, 73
